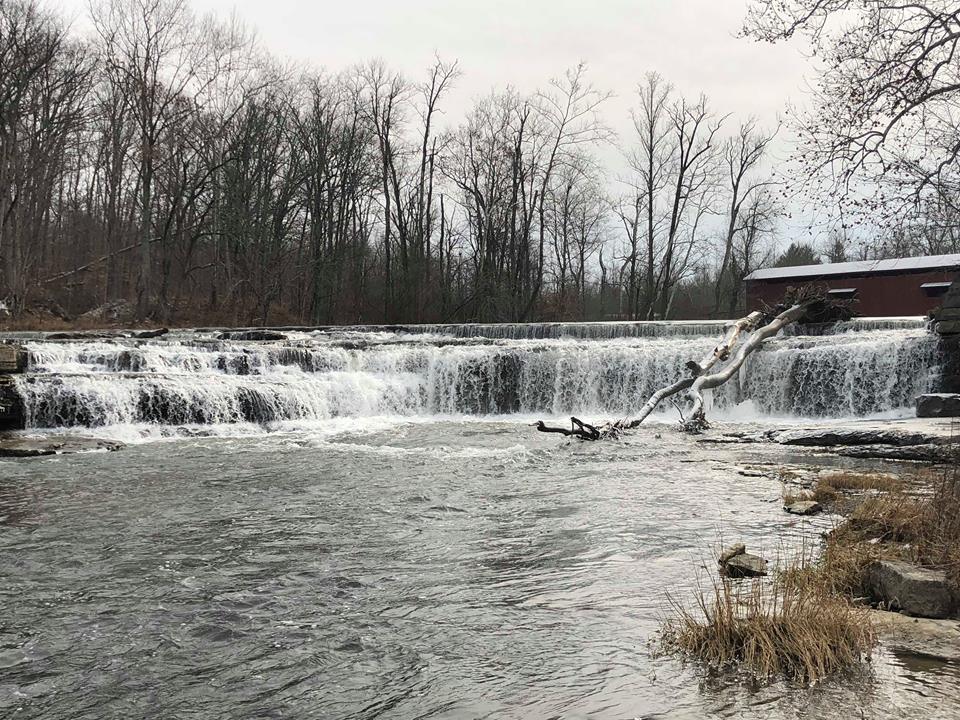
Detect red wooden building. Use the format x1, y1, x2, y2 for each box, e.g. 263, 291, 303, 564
744, 254, 960, 317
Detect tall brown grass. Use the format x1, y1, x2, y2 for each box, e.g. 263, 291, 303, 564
662, 570, 876, 683
663, 463, 960, 683
818, 471, 903, 494
780, 535, 881, 597
784, 470, 905, 507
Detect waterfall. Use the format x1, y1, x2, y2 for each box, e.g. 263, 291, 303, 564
9, 320, 940, 430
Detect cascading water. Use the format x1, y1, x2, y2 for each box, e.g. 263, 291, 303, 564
9, 318, 940, 430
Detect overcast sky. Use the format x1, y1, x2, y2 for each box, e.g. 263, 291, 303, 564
53, 0, 821, 240
54, 0, 812, 144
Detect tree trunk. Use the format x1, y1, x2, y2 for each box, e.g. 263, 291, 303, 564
534, 295, 826, 440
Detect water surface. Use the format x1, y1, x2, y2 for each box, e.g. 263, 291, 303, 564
2, 419, 958, 719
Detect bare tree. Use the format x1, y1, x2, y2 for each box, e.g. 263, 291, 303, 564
713, 118, 777, 316
627, 72, 673, 319
744, 1, 960, 222
0, 0, 91, 310
91, 0, 219, 318
621, 76, 724, 320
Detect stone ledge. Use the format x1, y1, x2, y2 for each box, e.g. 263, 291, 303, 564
917, 393, 960, 418
867, 560, 958, 619
0, 435, 124, 457
874, 610, 960, 663
0, 345, 26, 373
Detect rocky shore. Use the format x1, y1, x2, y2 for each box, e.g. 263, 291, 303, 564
703, 418, 960, 463
668, 415, 960, 678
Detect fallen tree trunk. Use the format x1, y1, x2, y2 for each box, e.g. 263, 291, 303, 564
682, 302, 812, 432
631, 310, 765, 427
535, 293, 826, 440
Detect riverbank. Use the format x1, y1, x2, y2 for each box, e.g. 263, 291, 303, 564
664, 420, 960, 682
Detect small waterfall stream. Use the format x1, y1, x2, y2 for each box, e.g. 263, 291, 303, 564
8, 318, 940, 429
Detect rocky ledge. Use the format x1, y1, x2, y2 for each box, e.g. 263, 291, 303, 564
874, 611, 960, 663
703, 421, 959, 464
0, 435, 124, 457
868, 560, 958, 619
917, 393, 960, 418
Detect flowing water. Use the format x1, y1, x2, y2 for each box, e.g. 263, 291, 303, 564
9, 317, 941, 430
1, 319, 957, 719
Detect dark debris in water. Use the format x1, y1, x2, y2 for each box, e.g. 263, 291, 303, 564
0, 434, 123, 457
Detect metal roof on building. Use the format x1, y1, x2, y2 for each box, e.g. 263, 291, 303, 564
745, 253, 960, 282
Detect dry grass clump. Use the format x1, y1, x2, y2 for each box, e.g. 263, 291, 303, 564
843, 494, 926, 542
781, 489, 814, 506
662, 572, 876, 683
818, 471, 902, 494
780, 535, 881, 597
783, 471, 903, 511
781, 470, 903, 511
821, 464, 960, 589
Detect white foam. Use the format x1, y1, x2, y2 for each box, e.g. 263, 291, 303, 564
13, 323, 939, 433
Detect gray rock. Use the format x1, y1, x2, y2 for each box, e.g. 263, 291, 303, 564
873, 610, 960, 662
777, 429, 941, 447
721, 552, 768, 578
718, 544, 746, 564
941, 281, 960, 309
867, 560, 958, 619
0, 436, 124, 457
0, 345, 25, 373
917, 393, 960, 418
217, 330, 287, 341
784, 500, 822, 516
838, 444, 959, 463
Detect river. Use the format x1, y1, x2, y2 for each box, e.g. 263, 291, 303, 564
1, 320, 957, 718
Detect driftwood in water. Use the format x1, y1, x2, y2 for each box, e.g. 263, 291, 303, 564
682, 303, 811, 432
630, 309, 767, 428
535, 417, 607, 440
535, 289, 847, 440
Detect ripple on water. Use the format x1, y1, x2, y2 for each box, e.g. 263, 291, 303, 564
0, 420, 954, 719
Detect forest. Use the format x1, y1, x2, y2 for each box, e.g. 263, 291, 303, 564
2, 0, 960, 326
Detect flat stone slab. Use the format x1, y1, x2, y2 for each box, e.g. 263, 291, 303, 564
720, 551, 768, 578
868, 560, 958, 619
217, 330, 287, 341
784, 500, 822, 516
838, 444, 959, 463
874, 610, 960, 663
0, 345, 25, 373
0, 436, 124, 457
917, 393, 960, 418
776, 428, 945, 447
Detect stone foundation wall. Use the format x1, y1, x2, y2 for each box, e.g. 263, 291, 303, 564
934, 280, 960, 394
941, 335, 960, 394
0, 344, 26, 430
